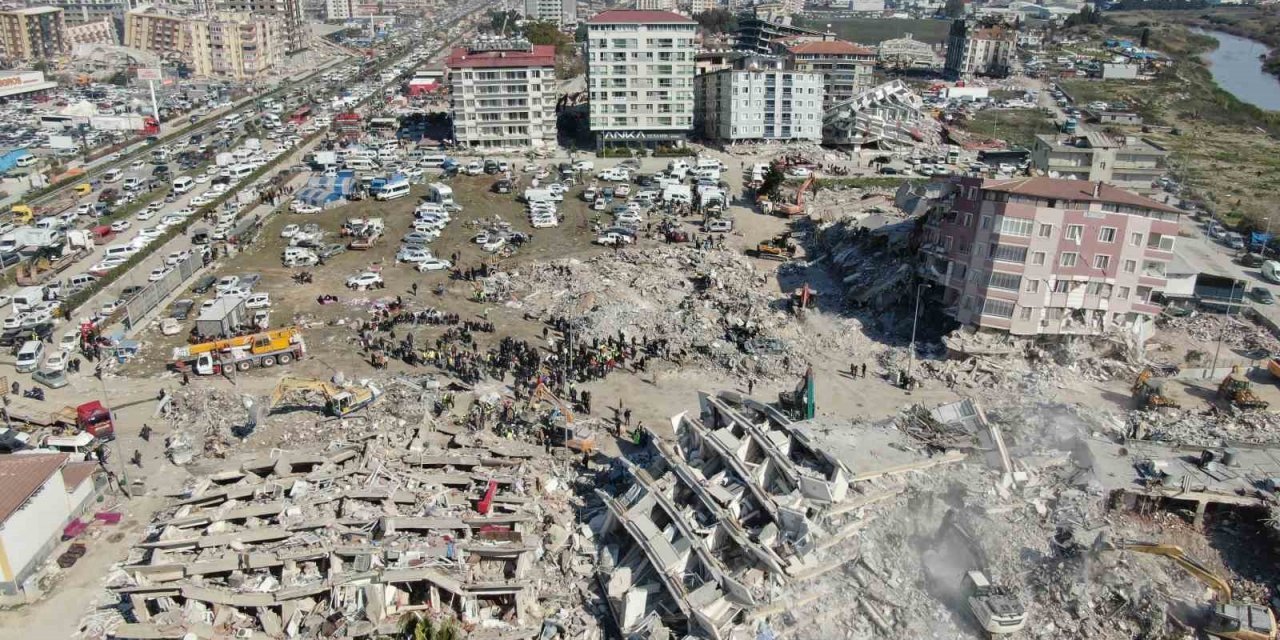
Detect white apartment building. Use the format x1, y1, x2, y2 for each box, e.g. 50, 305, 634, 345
446, 41, 557, 148
695, 56, 824, 142
325, 0, 353, 20
524, 0, 576, 28
635, 0, 676, 10
587, 9, 697, 149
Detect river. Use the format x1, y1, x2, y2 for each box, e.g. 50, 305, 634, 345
1193, 28, 1280, 111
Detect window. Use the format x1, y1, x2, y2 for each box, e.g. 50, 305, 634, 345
980, 215, 993, 230
1147, 233, 1175, 252
982, 298, 1015, 318
1020, 307, 1034, 320
1099, 227, 1117, 243
998, 216, 1034, 237
988, 271, 1022, 291
962, 213, 973, 227
1032, 251, 1047, 266
975, 243, 985, 258
1053, 280, 1072, 293
1060, 252, 1078, 267
1038, 224, 1053, 238
1025, 280, 1040, 293
1130, 232, 1143, 246
1143, 260, 1166, 277
958, 241, 970, 254
1117, 286, 1131, 300
1086, 282, 1112, 296
944, 236, 954, 251
992, 245, 1028, 263
1065, 225, 1083, 241
1093, 255, 1110, 270
1045, 307, 1065, 320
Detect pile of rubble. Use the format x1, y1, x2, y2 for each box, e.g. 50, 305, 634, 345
1158, 312, 1280, 355
97, 408, 607, 640
494, 247, 835, 378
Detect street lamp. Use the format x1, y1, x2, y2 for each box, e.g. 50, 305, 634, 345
1209, 279, 1242, 376
906, 282, 931, 385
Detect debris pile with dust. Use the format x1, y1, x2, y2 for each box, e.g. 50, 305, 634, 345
1159, 312, 1280, 355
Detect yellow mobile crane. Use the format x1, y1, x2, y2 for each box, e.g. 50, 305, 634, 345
1093, 535, 1276, 640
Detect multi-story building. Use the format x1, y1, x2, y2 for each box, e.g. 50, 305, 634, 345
695, 55, 823, 142
524, 0, 575, 28
0, 7, 68, 62
635, 0, 675, 10
945, 19, 1016, 77
1030, 133, 1169, 194
189, 13, 283, 80
66, 16, 116, 45
324, 0, 353, 20
42, 0, 128, 27
689, 0, 716, 14
919, 176, 1182, 337
734, 15, 825, 54
212, 0, 305, 52
124, 9, 189, 60
785, 39, 875, 108
586, 9, 697, 149
446, 40, 557, 148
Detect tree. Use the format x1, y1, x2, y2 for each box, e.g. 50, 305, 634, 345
523, 20, 574, 56
943, 0, 966, 19
761, 164, 785, 199
1140, 27, 1152, 48
574, 22, 587, 43
487, 9, 521, 35
694, 9, 738, 35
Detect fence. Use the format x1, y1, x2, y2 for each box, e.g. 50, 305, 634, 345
121, 254, 201, 330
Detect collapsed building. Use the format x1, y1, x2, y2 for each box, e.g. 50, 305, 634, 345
822, 79, 930, 149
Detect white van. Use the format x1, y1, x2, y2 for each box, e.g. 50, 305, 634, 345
346, 157, 378, 171
376, 181, 411, 201
11, 286, 44, 311
420, 154, 447, 168
103, 168, 122, 183
230, 164, 254, 180
172, 176, 195, 194
103, 244, 139, 261
66, 273, 96, 294
122, 176, 143, 190
15, 340, 43, 373
15, 154, 37, 168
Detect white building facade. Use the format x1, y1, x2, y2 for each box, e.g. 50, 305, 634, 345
587, 9, 697, 149
695, 60, 824, 142
446, 42, 558, 148
524, 0, 576, 28
0, 454, 101, 599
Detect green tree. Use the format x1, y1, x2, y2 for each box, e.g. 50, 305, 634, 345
761, 164, 785, 199
574, 22, 587, 42
524, 20, 574, 56
943, 0, 966, 19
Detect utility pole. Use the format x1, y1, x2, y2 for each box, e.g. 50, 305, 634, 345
906, 283, 928, 385
1210, 280, 1241, 377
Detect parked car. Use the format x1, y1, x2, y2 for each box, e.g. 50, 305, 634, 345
416, 258, 453, 272
192, 275, 217, 294
346, 272, 384, 289
171, 299, 195, 320
1252, 287, 1276, 305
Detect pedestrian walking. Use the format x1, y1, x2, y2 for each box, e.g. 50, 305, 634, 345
624, 408, 632, 426
747, 377, 754, 396
861, 363, 867, 379
851, 362, 857, 378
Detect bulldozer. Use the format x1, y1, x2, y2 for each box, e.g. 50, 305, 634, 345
264, 376, 383, 418
753, 233, 796, 260
1218, 365, 1269, 411
928, 509, 1029, 635
1133, 367, 1181, 410
1092, 534, 1276, 640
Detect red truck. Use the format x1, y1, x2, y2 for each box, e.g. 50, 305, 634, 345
3, 398, 115, 440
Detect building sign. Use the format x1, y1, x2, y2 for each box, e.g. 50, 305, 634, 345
598, 130, 685, 142
136, 68, 162, 81
0, 72, 45, 89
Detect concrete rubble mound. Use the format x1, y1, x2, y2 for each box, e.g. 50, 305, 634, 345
105, 406, 606, 640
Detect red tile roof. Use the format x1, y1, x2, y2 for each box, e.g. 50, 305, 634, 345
61, 461, 100, 491
0, 453, 67, 524
445, 45, 557, 69
587, 9, 695, 24
786, 40, 875, 56
981, 177, 1182, 214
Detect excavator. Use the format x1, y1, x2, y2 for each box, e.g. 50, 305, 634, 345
753, 233, 797, 260
532, 382, 594, 453
264, 376, 383, 418
1218, 365, 1270, 410
778, 366, 816, 420
929, 509, 1029, 635
1133, 367, 1181, 410
1092, 534, 1276, 640
775, 174, 815, 217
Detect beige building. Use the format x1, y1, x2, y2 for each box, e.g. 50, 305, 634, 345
1031, 133, 1168, 194
212, 0, 306, 52
189, 13, 283, 80
124, 9, 189, 60
66, 17, 117, 46
0, 7, 69, 62
785, 38, 876, 108
944, 19, 1015, 78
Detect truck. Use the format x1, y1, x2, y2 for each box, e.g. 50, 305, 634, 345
173, 327, 307, 375
1, 398, 115, 440
15, 230, 92, 285
0, 227, 63, 256
11, 182, 92, 223
1061, 117, 1078, 134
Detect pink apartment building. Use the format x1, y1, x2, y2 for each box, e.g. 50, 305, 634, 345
920, 176, 1181, 336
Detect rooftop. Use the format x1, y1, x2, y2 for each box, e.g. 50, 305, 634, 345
586, 9, 695, 24
1034, 133, 1167, 154
0, 453, 68, 524
786, 39, 875, 56
61, 461, 100, 491
981, 176, 1182, 214
445, 44, 556, 69
2, 6, 63, 14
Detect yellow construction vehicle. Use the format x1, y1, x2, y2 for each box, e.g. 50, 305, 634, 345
1133, 367, 1181, 410
533, 382, 594, 453
753, 233, 796, 260
265, 376, 383, 418
1218, 365, 1270, 411
1093, 536, 1276, 640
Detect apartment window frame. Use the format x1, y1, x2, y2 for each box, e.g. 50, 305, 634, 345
1060, 252, 1078, 267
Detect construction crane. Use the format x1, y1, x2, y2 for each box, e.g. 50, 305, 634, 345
930, 509, 1029, 635
264, 376, 383, 418
1133, 367, 1181, 410
174, 327, 302, 359
532, 382, 594, 453
775, 174, 815, 217
1092, 535, 1276, 640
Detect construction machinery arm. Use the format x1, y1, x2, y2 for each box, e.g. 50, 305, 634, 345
936, 509, 991, 570
797, 174, 816, 207
1098, 538, 1234, 602
268, 376, 340, 412
534, 382, 574, 424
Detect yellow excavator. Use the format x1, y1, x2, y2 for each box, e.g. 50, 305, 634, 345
1093, 535, 1276, 640
533, 382, 594, 453
1133, 367, 1181, 410
265, 376, 383, 418
1218, 365, 1270, 411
